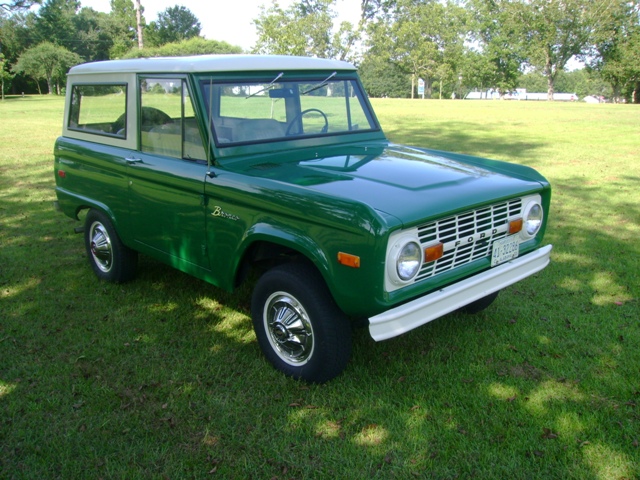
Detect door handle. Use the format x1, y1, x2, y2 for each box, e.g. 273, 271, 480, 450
125, 157, 143, 165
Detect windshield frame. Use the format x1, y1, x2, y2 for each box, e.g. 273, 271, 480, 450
197, 71, 381, 151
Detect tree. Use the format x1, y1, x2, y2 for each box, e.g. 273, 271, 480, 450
0, 12, 36, 93
32, 0, 80, 51
366, 0, 467, 98
0, 0, 40, 12
359, 53, 411, 97
587, 0, 640, 102
0, 52, 13, 99
253, 0, 360, 61
121, 36, 242, 58
145, 5, 201, 47
0, 12, 32, 64
72, 7, 114, 61
519, 0, 597, 100
106, 0, 140, 58
469, 0, 527, 96
12, 42, 81, 94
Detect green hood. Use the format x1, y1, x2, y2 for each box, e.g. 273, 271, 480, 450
224, 143, 548, 229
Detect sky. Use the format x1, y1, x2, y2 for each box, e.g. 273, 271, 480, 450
77, 0, 362, 52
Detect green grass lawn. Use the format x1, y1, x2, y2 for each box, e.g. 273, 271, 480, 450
1, 95, 639, 479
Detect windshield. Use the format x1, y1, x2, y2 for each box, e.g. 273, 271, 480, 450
199, 76, 378, 146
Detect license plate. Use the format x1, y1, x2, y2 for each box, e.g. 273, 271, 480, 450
491, 235, 520, 266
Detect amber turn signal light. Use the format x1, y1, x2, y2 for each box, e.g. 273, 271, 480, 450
509, 218, 523, 235
338, 252, 361, 268
424, 243, 443, 263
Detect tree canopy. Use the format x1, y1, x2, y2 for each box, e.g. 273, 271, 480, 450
0, 0, 40, 12
12, 41, 80, 94
122, 36, 242, 59
0, 0, 242, 95
519, 0, 598, 99
0, 0, 638, 102
252, 0, 639, 102
253, 0, 359, 61
587, 0, 640, 102
145, 5, 201, 47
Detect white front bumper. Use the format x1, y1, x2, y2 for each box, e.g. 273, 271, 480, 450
369, 244, 553, 341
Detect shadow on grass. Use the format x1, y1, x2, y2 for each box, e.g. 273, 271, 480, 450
1, 125, 639, 478
384, 119, 547, 168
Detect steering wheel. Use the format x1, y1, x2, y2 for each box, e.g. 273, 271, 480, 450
285, 108, 329, 136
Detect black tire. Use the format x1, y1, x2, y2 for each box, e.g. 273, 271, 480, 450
84, 209, 138, 283
251, 262, 352, 383
459, 290, 500, 314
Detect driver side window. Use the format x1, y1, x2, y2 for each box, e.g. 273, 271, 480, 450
140, 78, 207, 160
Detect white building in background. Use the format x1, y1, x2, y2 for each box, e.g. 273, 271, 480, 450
465, 89, 578, 101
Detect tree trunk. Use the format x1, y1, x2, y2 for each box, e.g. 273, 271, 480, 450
46, 76, 53, 94
136, 0, 144, 49
545, 70, 555, 101
411, 73, 415, 99
633, 81, 640, 104
545, 51, 554, 101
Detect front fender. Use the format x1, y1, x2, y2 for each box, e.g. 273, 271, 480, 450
226, 220, 389, 318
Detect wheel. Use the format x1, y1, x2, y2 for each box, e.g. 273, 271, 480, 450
251, 263, 352, 383
84, 209, 138, 283
459, 290, 500, 314
285, 108, 329, 136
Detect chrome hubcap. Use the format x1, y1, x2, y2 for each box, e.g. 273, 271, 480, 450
264, 292, 314, 366
89, 222, 112, 273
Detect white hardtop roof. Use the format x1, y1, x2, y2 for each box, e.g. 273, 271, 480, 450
69, 54, 356, 75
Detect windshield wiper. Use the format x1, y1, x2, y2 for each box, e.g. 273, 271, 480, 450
246, 72, 284, 99
301, 72, 337, 95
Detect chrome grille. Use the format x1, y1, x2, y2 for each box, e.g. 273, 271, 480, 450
416, 199, 522, 281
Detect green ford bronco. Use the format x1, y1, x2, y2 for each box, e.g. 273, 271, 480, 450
54, 55, 552, 382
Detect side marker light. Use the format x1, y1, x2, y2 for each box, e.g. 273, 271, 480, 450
338, 252, 360, 268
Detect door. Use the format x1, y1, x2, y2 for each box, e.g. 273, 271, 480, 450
127, 76, 211, 273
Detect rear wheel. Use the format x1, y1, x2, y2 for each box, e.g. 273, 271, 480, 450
251, 263, 351, 383
84, 209, 138, 283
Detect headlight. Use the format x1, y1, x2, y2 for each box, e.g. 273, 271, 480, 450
385, 231, 423, 290
396, 241, 421, 281
523, 200, 543, 237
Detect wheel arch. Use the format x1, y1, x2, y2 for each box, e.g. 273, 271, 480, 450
69, 197, 130, 243
232, 223, 333, 290
58, 189, 122, 229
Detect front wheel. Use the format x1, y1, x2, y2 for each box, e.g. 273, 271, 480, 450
251, 263, 351, 383
84, 209, 138, 283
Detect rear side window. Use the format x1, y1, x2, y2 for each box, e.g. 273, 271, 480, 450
68, 84, 128, 138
